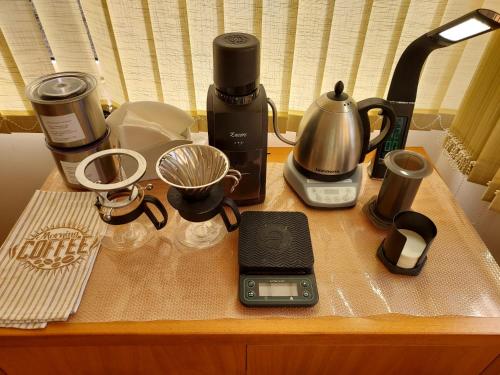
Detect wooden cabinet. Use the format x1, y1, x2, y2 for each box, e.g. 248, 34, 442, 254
1, 317, 500, 375
247, 345, 499, 375
0, 344, 245, 375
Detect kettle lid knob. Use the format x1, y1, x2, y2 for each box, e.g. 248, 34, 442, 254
334, 81, 344, 96
327, 81, 348, 101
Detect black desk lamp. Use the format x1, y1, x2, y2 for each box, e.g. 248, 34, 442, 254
368, 8, 500, 179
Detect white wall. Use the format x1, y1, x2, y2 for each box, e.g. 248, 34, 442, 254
407, 130, 500, 262
1, 130, 498, 263
0, 133, 55, 242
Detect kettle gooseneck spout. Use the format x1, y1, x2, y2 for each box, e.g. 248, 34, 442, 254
269, 97, 296, 146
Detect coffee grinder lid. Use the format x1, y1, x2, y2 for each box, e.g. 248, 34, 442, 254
213, 33, 260, 96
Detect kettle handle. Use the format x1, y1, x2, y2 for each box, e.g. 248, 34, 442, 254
268, 98, 296, 146
357, 98, 396, 162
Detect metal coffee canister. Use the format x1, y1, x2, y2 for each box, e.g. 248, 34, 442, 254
26, 72, 107, 148
47, 127, 117, 189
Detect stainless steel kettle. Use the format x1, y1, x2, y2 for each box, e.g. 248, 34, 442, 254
272, 81, 396, 181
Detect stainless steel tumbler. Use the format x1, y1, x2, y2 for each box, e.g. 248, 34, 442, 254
47, 127, 117, 189
26, 72, 107, 148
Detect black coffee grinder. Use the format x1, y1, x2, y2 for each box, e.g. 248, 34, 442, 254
207, 33, 276, 205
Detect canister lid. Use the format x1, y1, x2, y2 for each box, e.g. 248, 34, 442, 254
213, 33, 260, 96
37, 76, 88, 99
26, 72, 97, 104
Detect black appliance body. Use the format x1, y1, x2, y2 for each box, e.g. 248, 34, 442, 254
207, 33, 270, 206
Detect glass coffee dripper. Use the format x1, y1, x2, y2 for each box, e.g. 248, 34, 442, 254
76, 148, 168, 251
156, 144, 241, 250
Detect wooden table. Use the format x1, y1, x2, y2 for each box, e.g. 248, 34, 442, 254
0, 147, 499, 375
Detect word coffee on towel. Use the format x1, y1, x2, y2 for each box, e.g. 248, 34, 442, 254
0, 190, 105, 329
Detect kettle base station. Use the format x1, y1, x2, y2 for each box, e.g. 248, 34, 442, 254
272, 80, 395, 209
284, 153, 363, 208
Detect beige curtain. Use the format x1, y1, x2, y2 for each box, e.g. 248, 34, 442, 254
483, 169, 500, 212
443, 32, 500, 211
1, 0, 499, 126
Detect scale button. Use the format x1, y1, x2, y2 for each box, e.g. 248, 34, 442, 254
303, 291, 310, 298
301, 280, 309, 287
247, 280, 255, 287
247, 291, 255, 298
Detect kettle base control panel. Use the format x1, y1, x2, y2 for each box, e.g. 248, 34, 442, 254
284, 153, 363, 208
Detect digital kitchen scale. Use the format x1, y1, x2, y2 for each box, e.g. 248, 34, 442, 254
239, 211, 318, 307
283, 152, 362, 208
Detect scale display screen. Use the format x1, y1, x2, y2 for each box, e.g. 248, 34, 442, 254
258, 282, 298, 296
240, 275, 318, 306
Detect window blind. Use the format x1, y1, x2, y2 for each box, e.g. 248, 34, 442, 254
0, 0, 498, 128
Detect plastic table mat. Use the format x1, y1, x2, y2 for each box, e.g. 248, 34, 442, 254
66, 163, 500, 322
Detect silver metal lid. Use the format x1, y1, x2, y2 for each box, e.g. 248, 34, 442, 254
26, 72, 97, 104
315, 92, 355, 113
315, 82, 355, 113
37, 76, 87, 99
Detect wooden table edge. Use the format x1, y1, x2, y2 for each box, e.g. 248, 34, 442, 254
1, 316, 500, 343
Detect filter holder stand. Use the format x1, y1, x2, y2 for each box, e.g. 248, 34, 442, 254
167, 183, 241, 232
76, 148, 168, 229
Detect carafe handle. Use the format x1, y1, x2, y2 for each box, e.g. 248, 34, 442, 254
219, 197, 241, 232
268, 98, 295, 146
142, 195, 168, 230
357, 98, 396, 162
97, 194, 168, 230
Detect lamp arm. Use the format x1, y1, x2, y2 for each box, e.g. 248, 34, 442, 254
386, 36, 443, 103
369, 8, 499, 179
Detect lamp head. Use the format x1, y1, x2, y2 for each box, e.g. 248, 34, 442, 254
427, 9, 500, 46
